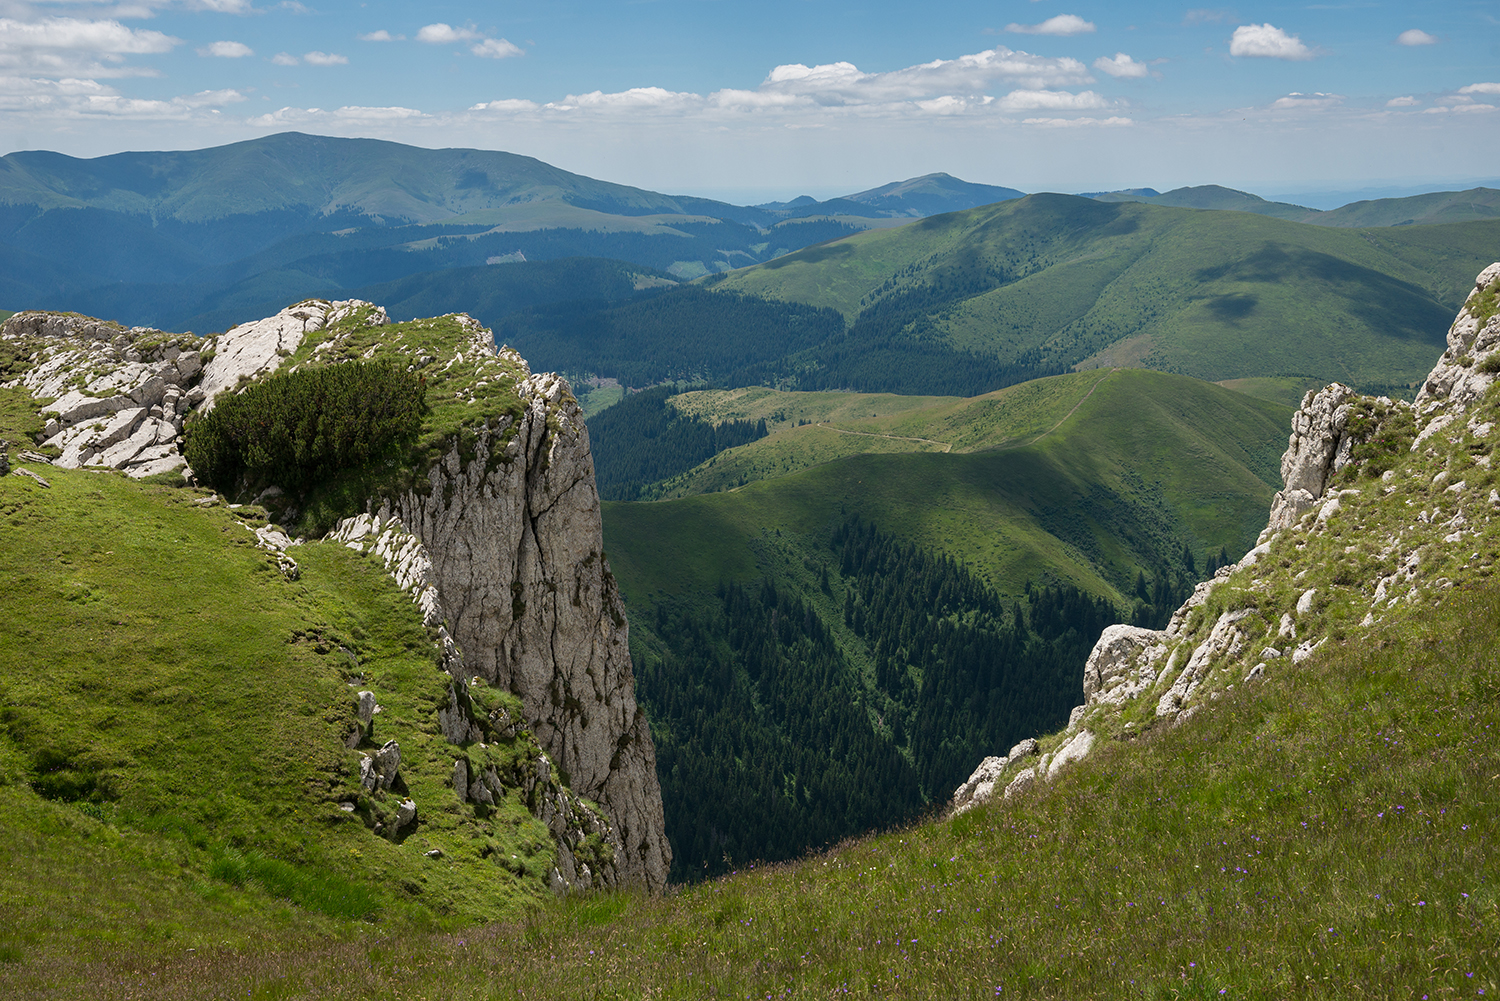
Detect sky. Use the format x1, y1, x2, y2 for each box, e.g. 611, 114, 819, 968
0, 0, 1497, 205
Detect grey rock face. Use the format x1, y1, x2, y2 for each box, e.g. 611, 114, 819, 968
327, 366, 669, 891
1416, 262, 1500, 411
356, 371, 670, 891
1261, 383, 1358, 540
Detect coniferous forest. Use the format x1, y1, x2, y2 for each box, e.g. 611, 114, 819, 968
587, 385, 767, 501
634, 516, 1119, 882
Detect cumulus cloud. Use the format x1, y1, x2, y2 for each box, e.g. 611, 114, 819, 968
248, 104, 426, 126
1005, 15, 1096, 36
1093, 53, 1148, 78
469, 98, 539, 113
471, 37, 521, 59
358, 30, 397, 42
1270, 91, 1342, 110
1386, 96, 1419, 107
1459, 82, 1500, 95
995, 88, 1107, 111
1230, 23, 1313, 60
0, 16, 180, 77
416, 23, 479, 44
301, 50, 346, 65
334, 105, 424, 119
198, 40, 251, 58
1396, 29, 1437, 46
760, 47, 1092, 104
553, 86, 698, 111
271, 51, 297, 65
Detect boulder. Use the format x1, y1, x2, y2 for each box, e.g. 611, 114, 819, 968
1046, 730, 1096, 780
951, 755, 1009, 815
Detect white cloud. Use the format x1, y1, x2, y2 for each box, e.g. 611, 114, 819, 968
358, 30, 397, 42
1093, 53, 1148, 78
469, 98, 539, 113
271, 51, 297, 65
1396, 29, 1437, 46
1459, 82, 1500, 95
1270, 91, 1342, 110
554, 86, 698, 111
709, 88, 813, 110
995, 88, 1108, 111
334, 105, 424, 119
0, 16, 180, 78
301, 50, 345, 66
761, 47, 1092, 104
416, 23, 478, 44
471, 37, 521, 59
199, 40, 251, 58
1230, 24, 1313, 60
176, 87, 246, 107
1005, 15, 1096, 36
1386, 96, 1419, 107
0, 16, 179, 55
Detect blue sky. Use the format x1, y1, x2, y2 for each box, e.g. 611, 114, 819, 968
0, 0, 1496, 204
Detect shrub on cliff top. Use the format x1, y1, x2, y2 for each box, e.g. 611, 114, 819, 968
184, 360, 426, 495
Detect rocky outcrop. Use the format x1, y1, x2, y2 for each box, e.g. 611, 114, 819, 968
1261, 383, 1358, 539
197, 299, 389, 407
950, 261, 1500, 816
357, 367, 670, 891
1, 311, 202, 478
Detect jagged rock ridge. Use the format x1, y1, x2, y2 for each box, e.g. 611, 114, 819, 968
953, 260, 1500, 811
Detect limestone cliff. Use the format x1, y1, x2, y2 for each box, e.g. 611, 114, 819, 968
2, 298, 671, 892
953, 261, 1500, 810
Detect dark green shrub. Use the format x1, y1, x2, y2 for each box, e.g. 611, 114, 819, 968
184, 360, 426, 495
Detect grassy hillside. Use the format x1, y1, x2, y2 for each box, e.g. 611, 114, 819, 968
603, 370, 1290, 611
0, 452, 566, 961
708, 194, 1500, 394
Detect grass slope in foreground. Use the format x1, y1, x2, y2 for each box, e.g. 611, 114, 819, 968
603, 369, 1290, 608
11, 528, 1495, 997
0, 439, 568, 979
707, 193, 1500, 394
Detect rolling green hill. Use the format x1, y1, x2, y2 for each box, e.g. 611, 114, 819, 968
601, 369, 1289, 610
709, 194, 1500, 395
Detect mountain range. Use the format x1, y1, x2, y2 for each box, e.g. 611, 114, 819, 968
3, 131, 1500, 345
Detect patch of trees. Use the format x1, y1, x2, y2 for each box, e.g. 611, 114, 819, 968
183, 359, 425, 495
589, 386, 767, 501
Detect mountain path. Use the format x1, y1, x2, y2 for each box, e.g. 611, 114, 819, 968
813, 425, 952, 452
1019, 369, 1116, 448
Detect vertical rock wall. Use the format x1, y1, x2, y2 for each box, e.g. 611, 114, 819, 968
377, 371, 671, 891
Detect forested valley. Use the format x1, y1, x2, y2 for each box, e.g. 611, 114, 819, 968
634, 516, 1122, 881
